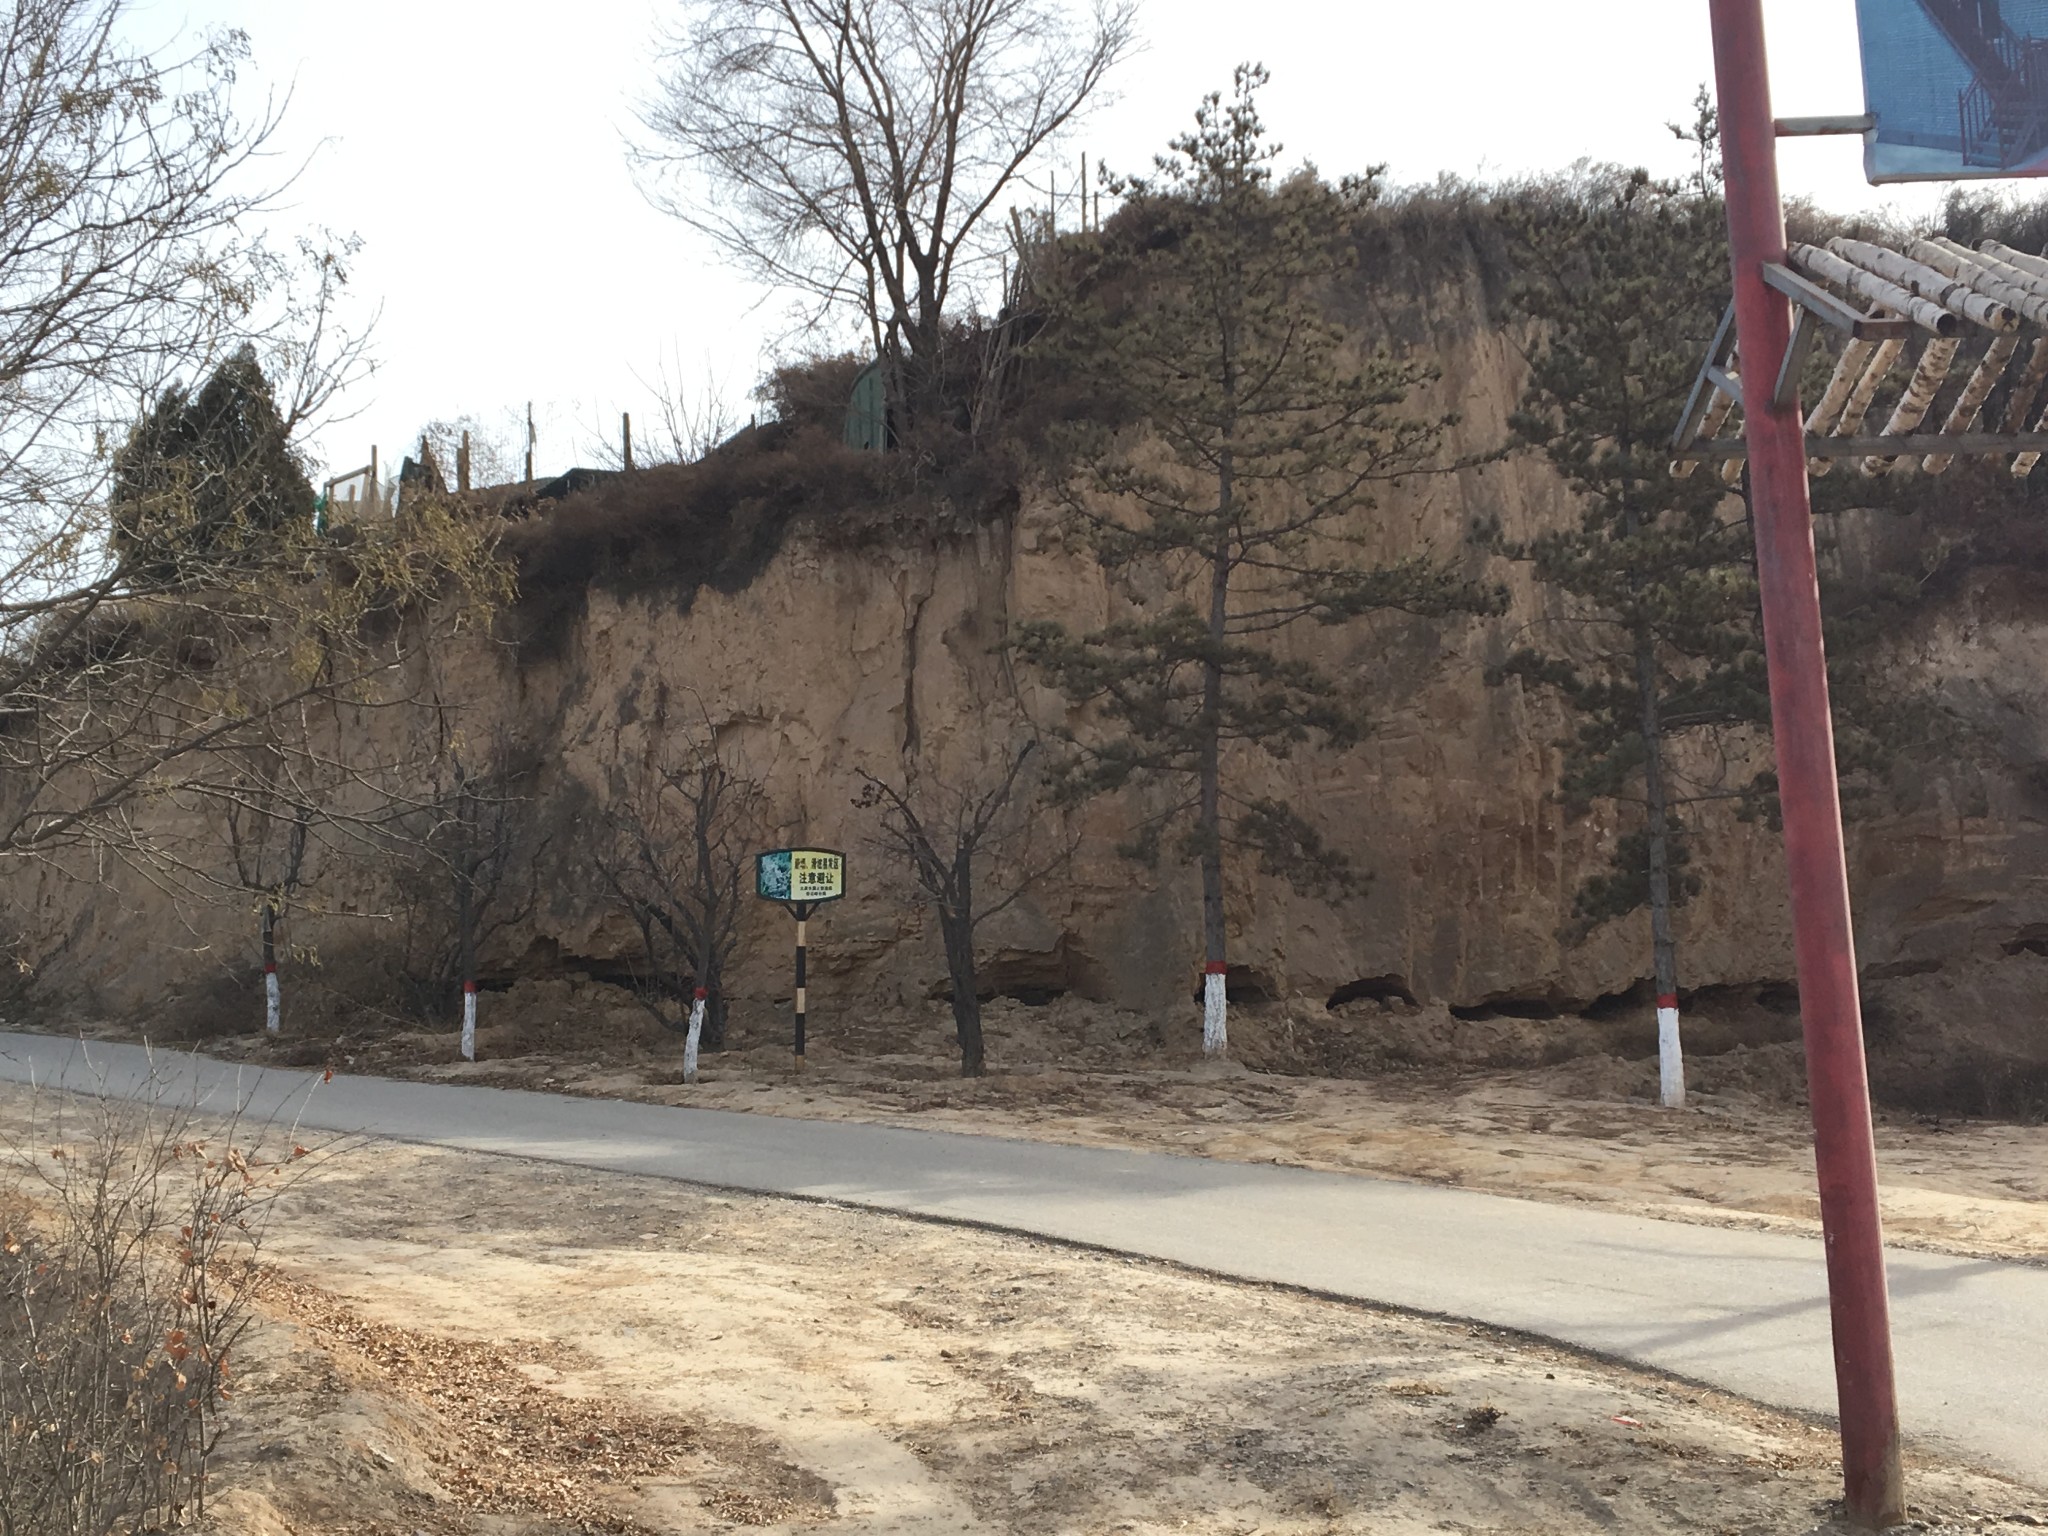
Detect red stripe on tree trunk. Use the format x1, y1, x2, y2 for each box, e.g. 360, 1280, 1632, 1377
1203, 962, 1228, 975
1657, 993, 1679, 1010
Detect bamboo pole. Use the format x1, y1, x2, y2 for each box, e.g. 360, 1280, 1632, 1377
458, 430, 472, 492
369, 444, 379, 515
623, 411, 634, 472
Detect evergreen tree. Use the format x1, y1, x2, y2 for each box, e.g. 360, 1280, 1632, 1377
1016, 66, 1492, 1056
111, 346, 315, 570
1488, 144, 1759, 1108
1494, 116, 1949, 1108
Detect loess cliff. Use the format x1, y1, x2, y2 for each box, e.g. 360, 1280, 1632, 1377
12, 206, 2048, 1111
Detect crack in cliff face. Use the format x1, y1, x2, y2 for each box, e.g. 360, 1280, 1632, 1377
902, 583, 932, 760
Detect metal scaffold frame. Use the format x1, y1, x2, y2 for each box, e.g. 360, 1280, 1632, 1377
1674, 231, 2048, 474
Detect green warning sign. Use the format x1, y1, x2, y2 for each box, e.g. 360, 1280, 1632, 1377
755, 848, 846, 904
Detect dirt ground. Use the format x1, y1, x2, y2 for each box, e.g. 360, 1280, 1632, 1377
2, 1079, 2038, 1536
170, 980, 2048, 1269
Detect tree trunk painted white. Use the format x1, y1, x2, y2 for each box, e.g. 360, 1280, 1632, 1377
264, 968, 280, 1035
684, 988, 706, 1084
460, 982, 477, 1062
1628, 558, 1684, 1113
1202, 968, 1227, 1057
1658, 996, 1686, 1109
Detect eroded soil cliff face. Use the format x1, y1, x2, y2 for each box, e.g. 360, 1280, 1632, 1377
13, 226, 2048, 1098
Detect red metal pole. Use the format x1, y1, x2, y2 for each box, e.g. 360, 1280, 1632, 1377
1706, 3, 1905, 1525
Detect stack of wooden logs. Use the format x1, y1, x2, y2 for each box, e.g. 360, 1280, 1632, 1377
1677, 236, 2048, 479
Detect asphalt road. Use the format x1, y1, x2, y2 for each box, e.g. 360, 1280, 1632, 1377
0, 1030, 2041, 1490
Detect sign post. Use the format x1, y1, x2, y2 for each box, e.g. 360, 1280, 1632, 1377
755, 848, 846, 1069
1707, 1, 1905, 1524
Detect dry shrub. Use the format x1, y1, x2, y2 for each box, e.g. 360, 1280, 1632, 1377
497, 427, 892, 653
151, 972, 259, 1044
0, 1068, 316, 1533
497, 420, 1019, 656
756, 351, 869, 434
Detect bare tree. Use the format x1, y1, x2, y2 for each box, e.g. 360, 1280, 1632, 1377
596, 731, 765, 1083
575, 348, 740, 469
634, 0, 1136, 417
0, 2, 503, 876
225, 790, 314, 1037
637, 348, 741, 464
855, 742, 1063, 1076
201, 702, 456, 1038
418, 415, 523, 492
423, 745, 544, 1060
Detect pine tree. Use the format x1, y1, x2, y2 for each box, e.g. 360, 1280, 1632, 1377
1488, 145, 1760, 1108
1494, 107, 1952, 1108
111, 346, 315, 571
1015, 66, 1492, 1056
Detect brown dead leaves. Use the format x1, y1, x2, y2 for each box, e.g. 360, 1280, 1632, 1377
264, 1272, 694, 1531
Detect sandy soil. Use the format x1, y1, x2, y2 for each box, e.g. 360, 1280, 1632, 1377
2, 1076, 2032, 1536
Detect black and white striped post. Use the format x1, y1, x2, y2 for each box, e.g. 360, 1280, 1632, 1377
791, 902, 812, 1066
756, 848, 846, 1073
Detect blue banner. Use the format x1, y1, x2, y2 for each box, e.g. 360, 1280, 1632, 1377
1860, 0, 2048, 180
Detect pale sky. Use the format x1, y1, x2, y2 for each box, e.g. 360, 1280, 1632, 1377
127, 0, 2000, 480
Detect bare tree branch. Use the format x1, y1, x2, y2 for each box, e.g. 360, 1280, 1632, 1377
596, 716, 767, 1074
854, 739, 1068, 1074
632, 0, 1135, 412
